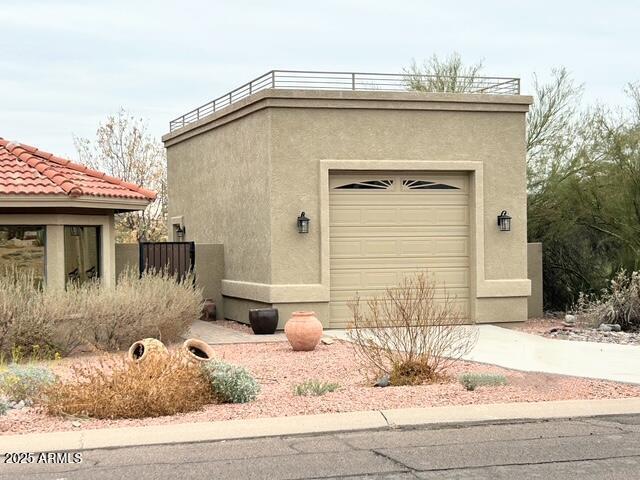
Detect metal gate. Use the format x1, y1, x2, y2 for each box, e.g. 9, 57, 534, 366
139, 242, 195, 281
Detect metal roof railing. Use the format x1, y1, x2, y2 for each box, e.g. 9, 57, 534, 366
169, 70, 521, 132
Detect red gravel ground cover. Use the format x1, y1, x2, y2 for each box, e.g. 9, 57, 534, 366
2, 340, 640, 436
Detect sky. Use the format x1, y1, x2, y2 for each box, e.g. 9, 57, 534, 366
1, 0, 638, 157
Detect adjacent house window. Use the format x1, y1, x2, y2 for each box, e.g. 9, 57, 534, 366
0, 225, 46, 283
64, 226, 101, 285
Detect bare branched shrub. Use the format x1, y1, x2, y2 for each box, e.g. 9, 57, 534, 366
45, 352, 212, 419
347, 272, 477, 385
574, 270, 640, 330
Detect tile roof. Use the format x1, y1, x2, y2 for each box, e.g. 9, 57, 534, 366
0, 138, 156, 201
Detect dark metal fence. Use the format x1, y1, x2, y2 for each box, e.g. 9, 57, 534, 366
169, 69, 521, 131
139, 242, 195, 281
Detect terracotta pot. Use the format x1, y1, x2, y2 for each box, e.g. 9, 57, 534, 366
180, 338, 216, 365
200, 299, 216, 321
284, 311, 323, 351
249, 308, 279, 334
128, 338, 169, 363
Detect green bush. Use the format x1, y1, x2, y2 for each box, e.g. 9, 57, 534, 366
459, 373, 507, 391
201, 361, 260, 404
0, 397, 8, 415
294, 380, 339, 396
0, 364, 55, 403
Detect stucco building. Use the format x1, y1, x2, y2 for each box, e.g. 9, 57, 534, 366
163, 70, 533, 327
0, 139, 155, 288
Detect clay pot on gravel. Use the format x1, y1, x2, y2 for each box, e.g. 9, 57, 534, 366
284, 311, 323, 351
201, 299, 216, 321
249, 308, 279, 334
180, 338, 216, 365
128, 338, 169, 363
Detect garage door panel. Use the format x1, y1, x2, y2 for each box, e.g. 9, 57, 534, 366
330, 206, 469, 227
330, 257, 469, 269
330, 299, 470, 327
329, 173, 471, 327
331, 238, 469, 258
331, 269, 469, 289
330, 225, 469, 238
330, 287, 469, 302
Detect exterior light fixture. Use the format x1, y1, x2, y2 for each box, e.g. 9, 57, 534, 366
69, 226, 82, 236
175, 225, 186, 241
497, 210, 511, 232
297, 212, 310, 234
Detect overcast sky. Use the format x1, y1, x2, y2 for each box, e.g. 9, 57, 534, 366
1, 0, 638, 157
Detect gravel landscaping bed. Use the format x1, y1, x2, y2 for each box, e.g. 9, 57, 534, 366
514, 318, 640, 345
2, 340, 640, 436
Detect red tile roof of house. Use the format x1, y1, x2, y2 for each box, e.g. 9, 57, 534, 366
0, 138, 156, 201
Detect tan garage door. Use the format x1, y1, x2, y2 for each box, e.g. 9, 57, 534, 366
329, 172, 470, 327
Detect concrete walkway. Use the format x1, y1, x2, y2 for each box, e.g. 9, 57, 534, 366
186, 320, 288, 344
3, 398, 640, 454
328, 326, 640, 384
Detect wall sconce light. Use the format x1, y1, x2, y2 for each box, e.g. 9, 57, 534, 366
175, 225, 186, 241
297, 212, 310, 234
497, 210, 512, 232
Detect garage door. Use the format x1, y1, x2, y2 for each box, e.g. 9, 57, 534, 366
329, 172, 470, 327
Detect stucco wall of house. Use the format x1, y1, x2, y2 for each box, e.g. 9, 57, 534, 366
164, 90, 532, 325
166, 109, 271, 286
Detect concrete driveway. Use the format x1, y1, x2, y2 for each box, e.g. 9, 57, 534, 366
328, 325, 640, 384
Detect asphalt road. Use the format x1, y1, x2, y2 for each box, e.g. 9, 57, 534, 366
3, 414, 640, 479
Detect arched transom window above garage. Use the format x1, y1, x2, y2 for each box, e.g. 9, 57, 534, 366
330, 174, 465, 192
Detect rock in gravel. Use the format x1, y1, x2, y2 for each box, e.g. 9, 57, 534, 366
374, 375, 391, 387
564, 314, 577, 324
71, 421, 81, 428
611, 324, 622, 332
598, 324, 612, 332
321, 337, 334, 345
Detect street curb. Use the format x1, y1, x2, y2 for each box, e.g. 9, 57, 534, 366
3, 397, 640, 453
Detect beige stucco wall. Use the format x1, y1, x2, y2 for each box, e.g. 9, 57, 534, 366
114, 243, 139, 279
0, 213, 116, 289
164, 90, 532, 326
527, 242, 544, 318
166, 109, 271, 284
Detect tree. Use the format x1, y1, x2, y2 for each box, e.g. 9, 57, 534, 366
403, 52, 484, 93
74, 109, 167, 242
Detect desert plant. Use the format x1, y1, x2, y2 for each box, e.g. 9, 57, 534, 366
0, 364, 55, 403
82, 268, 203, 351
0, 397, 7, 415
294, 379, 339, 396
0, 267, 202, 357
459, 373, 507, 391
201, 360, 260, 404
574, 270, 640, 330
347, 272, 477, 385
45, 353, 212, 419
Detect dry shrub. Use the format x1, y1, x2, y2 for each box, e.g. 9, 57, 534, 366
574, 270, 640, 331
348, 272, 477, 385
0, 268, 60, 357
45, 352, 213, 419
0, 267, 203, 356
84, 269, 203, 350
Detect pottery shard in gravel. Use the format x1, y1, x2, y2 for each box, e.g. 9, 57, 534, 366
284, 311, 323, 351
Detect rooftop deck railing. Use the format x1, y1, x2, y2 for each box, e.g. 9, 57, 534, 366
169, 70, 521, 132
